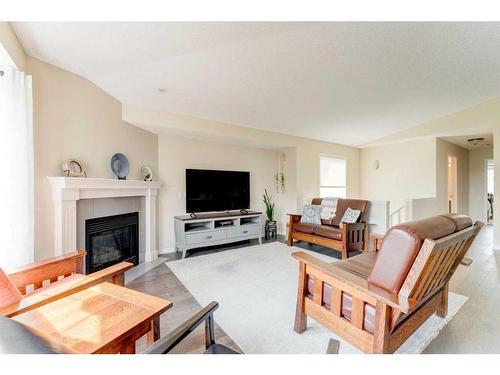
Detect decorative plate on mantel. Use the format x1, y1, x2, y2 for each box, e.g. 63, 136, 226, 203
110, 153, 129, 180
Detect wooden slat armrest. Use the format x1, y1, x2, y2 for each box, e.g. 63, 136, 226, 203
1, 262, 134, 317
8, 250, 87, 290
343, 222, 367, 230
292, 251, 413, 313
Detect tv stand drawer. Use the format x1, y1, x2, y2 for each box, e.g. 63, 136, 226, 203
227, 225, 260, 239
186, 231, 226, 245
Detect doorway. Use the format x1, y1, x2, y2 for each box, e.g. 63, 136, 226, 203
487, 159, 494, 224
448, 156, 458, 213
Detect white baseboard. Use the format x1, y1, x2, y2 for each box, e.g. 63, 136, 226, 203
159, 247, 176, 254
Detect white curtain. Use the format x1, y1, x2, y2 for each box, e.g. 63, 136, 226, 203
0, 65, 34, 270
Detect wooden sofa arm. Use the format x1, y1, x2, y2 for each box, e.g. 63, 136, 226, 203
292, 251, 413, 313
342, 222, 367, 230
2, 262, 134, 317
8, 250, 87, 293
369, 233, 384, 252
287, 213, 302, 221
341, 222, 369, 254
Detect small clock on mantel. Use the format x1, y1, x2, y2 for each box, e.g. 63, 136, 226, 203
62, 159, 87, 177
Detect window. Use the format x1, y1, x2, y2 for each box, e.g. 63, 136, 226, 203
487, 159, 494, 195
320, 155, 346, 198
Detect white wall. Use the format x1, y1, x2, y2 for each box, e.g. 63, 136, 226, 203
360, 138, 437, 213
494, 128, 500, 248
123, 105, 362, 203
411, 139, 469, 219
157, 135, 278, 253
361, 138, 470, 221
435, 139, 469, 215
469, 146, 493, 222
28, 57, 158, 261
0, 23, 159, 262
274, 147, 297, 234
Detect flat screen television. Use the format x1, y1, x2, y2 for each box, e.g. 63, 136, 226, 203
186, 169, 250, 213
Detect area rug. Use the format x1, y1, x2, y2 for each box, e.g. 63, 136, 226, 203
167, 242, 467, 354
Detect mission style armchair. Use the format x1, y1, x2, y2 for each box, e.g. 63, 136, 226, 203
288, 198, 370, 259
0, 250, 133, 317
292, 214, 483, 353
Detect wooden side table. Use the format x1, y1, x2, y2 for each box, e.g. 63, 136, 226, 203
13, 282, 172, 354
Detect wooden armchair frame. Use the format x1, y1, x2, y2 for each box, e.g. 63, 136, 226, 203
1, 250, 133, 317
287, 214, 368, 259
293, 221, 483, 353
144, 301, 240, 354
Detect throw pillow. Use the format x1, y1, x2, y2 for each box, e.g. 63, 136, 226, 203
320, 197, 339, 222
339, 207, 361, 228
300, 205, 322, 225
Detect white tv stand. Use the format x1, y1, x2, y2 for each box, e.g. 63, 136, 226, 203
174, 210, 262, 258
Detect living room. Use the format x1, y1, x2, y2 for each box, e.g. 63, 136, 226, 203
2, 1, 500, 373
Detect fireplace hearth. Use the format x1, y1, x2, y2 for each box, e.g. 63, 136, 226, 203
85, 212, 139, 274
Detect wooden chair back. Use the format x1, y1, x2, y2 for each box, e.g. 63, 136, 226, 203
398, 221, 483, 302
7, 250, 85, 295
0, 268, 22, 309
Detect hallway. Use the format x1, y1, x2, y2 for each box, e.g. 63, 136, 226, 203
424, 225, 500, 353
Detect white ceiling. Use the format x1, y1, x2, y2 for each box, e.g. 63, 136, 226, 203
11, 22, 500, 146
442, 133, 493, 150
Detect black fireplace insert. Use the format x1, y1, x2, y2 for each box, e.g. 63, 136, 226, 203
85, 212, 139, 274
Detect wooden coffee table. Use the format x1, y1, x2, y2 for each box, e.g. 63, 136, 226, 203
13, 282, 172, 354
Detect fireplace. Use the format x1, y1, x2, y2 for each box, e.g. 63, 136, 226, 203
85, 212, 139, 274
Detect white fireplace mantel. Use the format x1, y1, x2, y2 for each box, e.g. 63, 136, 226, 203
48, 177, 161, 261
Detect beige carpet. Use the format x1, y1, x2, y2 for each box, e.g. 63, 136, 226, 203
167, 241, 468, 354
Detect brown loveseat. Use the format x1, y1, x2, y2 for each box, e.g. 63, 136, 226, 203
287, 198, 369, 259
292, 214, 482, 353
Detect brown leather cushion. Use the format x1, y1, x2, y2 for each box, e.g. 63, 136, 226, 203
313, 225, 342, 240
331, 199, 369, 227
293, 222, 316, 234
367, 215, 457, 294
341, 292, 376, 334
439, 213, 473, 231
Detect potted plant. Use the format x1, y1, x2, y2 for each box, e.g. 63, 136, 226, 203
263, 189, 277, 239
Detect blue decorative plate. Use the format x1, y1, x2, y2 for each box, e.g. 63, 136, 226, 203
111, 153, 129, 180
